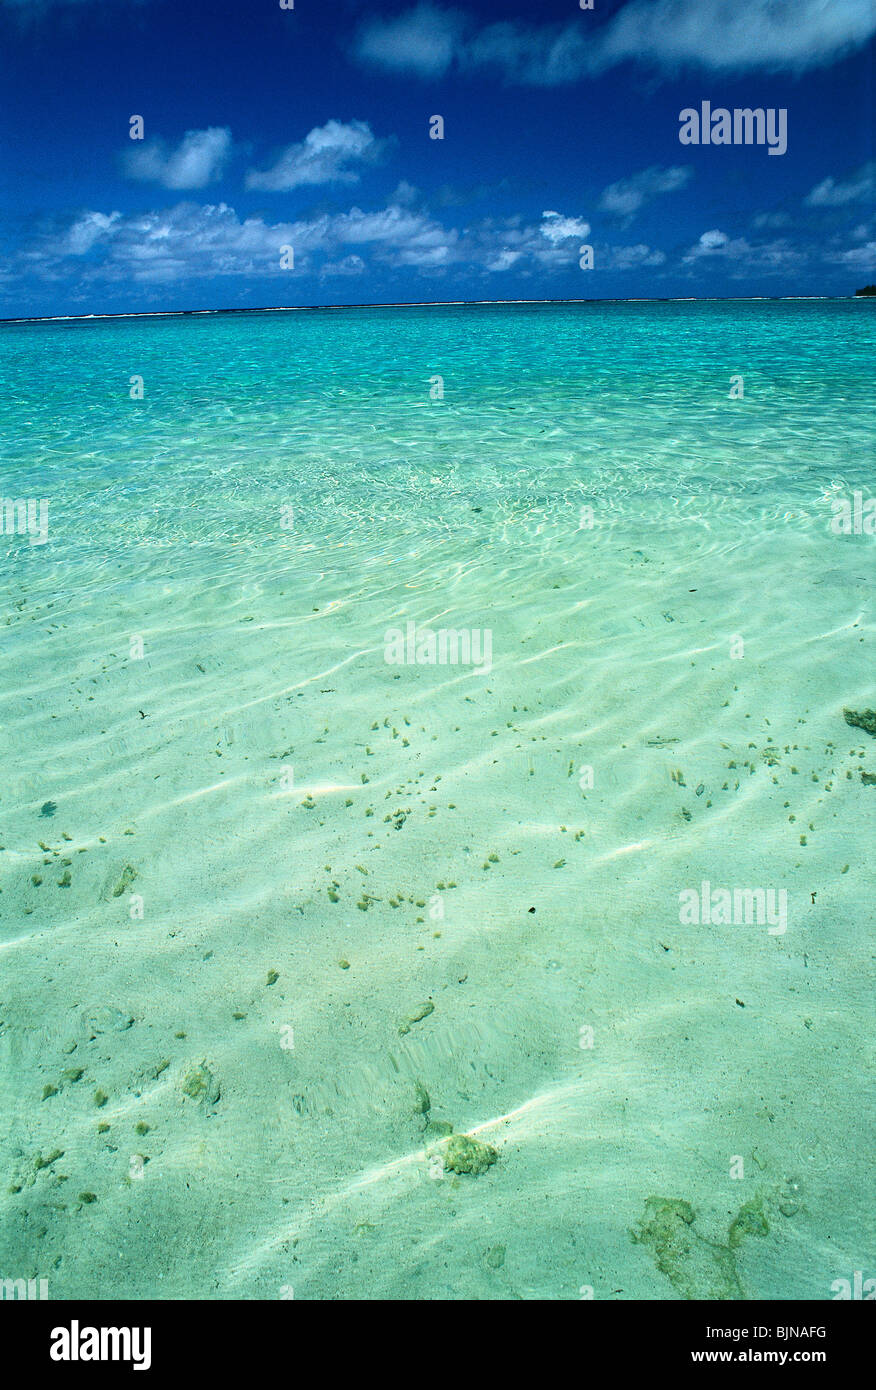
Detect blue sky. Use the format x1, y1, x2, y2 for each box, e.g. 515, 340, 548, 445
1, 0, 874, 316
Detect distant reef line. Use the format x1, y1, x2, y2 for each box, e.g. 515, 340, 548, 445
1, 293, 866, 325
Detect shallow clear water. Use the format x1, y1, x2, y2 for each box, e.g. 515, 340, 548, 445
0, 301, 873, 1299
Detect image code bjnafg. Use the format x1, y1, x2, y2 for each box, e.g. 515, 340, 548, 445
0, 0, 873, 1325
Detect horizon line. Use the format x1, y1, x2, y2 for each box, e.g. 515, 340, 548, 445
0, 293, 865, 325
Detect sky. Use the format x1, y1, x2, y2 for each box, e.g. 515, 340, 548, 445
1, 0, 874, 316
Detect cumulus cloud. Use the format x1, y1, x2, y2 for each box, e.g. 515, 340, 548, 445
751, 211, 792, 230
392, 180, 421, 206
320, 254, 367, 278
21, 200, 600, 286
353, 0, 876, 83
353, 3, 466, 77
19, 196, 844, 291
485, 249, 523, 273
592, 0, 876, 75
467, 211, 592, 272
599, 165, 692, 217
691, 229, 731, 253
65, 210, 122, 255
823, 241, 876, 269
607, 243, 667, 269
805, 161, 876, 207
123, 127, 232, 190
683, 228, 806, 272
246, 120, 391, 192
539, 211, 590, 245
461, 19, 589, 86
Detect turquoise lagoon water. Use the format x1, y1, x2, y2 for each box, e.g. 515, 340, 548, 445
0, 300, 873, 1299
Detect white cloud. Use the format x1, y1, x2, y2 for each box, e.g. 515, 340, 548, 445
246, 120, 390, 192
599, 165, 692, 217
462, 19, 589, 86
392, 180, 421, 206
823, 241, 876, 269
25, 192, 856, 293
354, 3, 465, 77
331, 203, 451, 250
683, 228, 806, 272
690, 229, 731, 254
485, 249, 523, 272
57, 203, 300, 283
123, 127, 232, 190
540, 211, 590, 245
751, 211, 792, 229
353, 0, 876, 83
805, 161, 876, 207
594, 0, 876, 75
471, 211, 592, 272
22, 200, 601, 286
65, 210, 121, 254
608, 243, 667, 269
28, 200, 456, 284
321, 255, 367, 278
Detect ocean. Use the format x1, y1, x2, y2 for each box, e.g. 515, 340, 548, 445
0, 299, 873, 1299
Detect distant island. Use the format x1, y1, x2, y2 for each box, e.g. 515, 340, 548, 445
854, 285, 876, 296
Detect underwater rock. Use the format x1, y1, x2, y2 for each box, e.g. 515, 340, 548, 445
398, 1000, 434, 1035
112, 865, 138, 898
181, 1061, 221, 1109
9, 1148, 66, 1192
632, 1197, 744, 1300
440, 1133, 498, 1176
777, 1177, 803, 1218
424, 1119, 453, 1140
728, 1195, 770, 1248
843, 708, 876, 737
82, 1007, 134, 1039
35, 1149, 64, 1171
